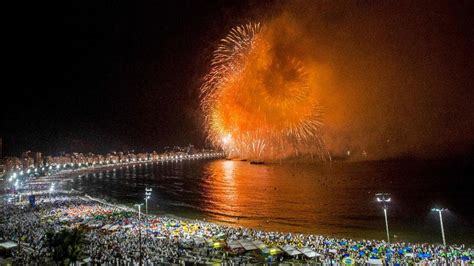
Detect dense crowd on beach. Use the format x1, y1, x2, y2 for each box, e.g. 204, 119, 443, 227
1, 194, 472, 265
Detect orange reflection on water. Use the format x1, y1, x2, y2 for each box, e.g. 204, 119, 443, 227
200, 159, 382, 237
202, 160, 238, 221
202, 160, 312, 232
222, 160, 235, 180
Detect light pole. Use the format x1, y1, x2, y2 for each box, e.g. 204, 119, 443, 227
134, 203, 144, 265
49, 183, 55, 199
432, 208, 447, 246
376, 193, 391, 244
145, 188, 152, 215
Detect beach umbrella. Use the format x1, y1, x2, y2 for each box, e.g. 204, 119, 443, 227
269, 247, 282, 256
367, 258, 383, 265
285, 249, 301, 256
299, 247, 318, 258
227, 240, 242, 250
261, 247, 271, 254
342, 257, 355, 265
212, 241, 223, 249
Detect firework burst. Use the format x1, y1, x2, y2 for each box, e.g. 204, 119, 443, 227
201, 22, 330, 161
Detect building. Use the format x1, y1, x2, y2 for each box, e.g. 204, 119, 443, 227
34, 152, 43, 167
21, 150, 33, 159
4, 157, 22, 171
186, 144, 197, 154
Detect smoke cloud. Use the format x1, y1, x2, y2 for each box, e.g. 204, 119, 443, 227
253, 1, 474, 160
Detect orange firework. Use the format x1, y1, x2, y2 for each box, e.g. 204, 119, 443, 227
201, 22, 330, 161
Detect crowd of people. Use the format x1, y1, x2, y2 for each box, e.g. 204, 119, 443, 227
1, 194, 472, 265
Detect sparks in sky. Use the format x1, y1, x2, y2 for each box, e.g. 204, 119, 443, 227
201, 22, 330, 161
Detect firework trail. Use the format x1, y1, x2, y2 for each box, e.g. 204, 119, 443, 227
201, 22, 330, 161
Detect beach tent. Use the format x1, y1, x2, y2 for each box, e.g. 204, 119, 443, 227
299, 247, 318, 258
211, 240, 225, 249
108, 225, 120, 231
253, 240, 267, 250
261, 247, 271, 254
281, 245, 295, 251
88, 222, 102, 228
241, 243, 258, 251
281, 245, 301, 256
215, 232, 226, 239
367, 258, 383, 265
101, 224, 112, 230
286, 249, 302, 256
238, 239, 257, 251
262, 247, 282, 255
242, 244, 258, 251
227, 240, 243, 250
0, 241, 18, 249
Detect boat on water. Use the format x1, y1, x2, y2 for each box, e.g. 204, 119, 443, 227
249, 161, 264, 165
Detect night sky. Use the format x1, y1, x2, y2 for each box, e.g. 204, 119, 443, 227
4, 1, 270, 155
3, 1, 474, 158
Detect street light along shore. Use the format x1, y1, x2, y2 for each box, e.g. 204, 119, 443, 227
431, 208, 448, 246
375, 192, 391, 244
145, 188, 152, 215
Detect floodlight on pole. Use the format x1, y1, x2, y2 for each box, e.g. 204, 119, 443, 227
431, 208, 447, 246
375, 192, 391, 244
145, 188, 152, 215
